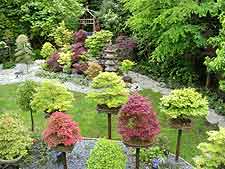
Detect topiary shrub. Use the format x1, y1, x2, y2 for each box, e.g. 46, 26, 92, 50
0, 113, 32, 160
72, 62, 88, 74
43, 112, 82, 148
160, 88, 208, 124
118, 93, 160, 145
57, 46, 73, 74
14, 34, 33, 68
120, 59, 136, 75
40, 42, 55, 59
87, 72, 129, 108
87, 139, 127, 169
194, 128, 225, 169
85, 62, 103, 79
31, 80, 74, 117
16, 80, 38, 131
85, 30, 113, 58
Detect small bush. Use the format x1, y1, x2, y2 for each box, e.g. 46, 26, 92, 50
120, 59, 136, 74
46, 52, 62, 72
160, 88, 209, 119
31, 80, 74, 114
41, 42, 55, 59
0, 113, 32, 160
194, 128, 225, 169
43, 112, 82, 148
85, 30, 113, 58
87, 72, 129, 108
87, 139, 127, 169
118, 94, 160, 142
85, 62, 103, 79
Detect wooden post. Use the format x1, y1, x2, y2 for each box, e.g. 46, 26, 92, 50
136, 148, 140, 169
62, 152, 68, 169
175, 129, 182, 161
108, 113, 112, 139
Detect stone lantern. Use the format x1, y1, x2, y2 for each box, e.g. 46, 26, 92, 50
100, 44, 119, 73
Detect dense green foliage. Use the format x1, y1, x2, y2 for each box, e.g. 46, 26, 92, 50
52, 21, 73, 47
87, 72, 129, 108
31, 80, 74, 113
0, 113, 32, 160
97, 0, 130, 35
85, 62, 103, 79
194, 128, 225, 169
160, 88, 208, 119
87, 139, 127, 169
0, 0, 83, 44
85, 30, 113, 58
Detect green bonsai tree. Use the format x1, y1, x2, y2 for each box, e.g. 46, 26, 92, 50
87, 72, 129, 108
87, 139, 127, 169
85, 30, 113, 58
40, 42, 55, 59
0, 113, 32, 160
16, 80, 38, 131
194, 128, 225, 169
120, 59, 136, 75
31, 80, 74, 117
160, 88, 208, 121
14, 34, 33, 72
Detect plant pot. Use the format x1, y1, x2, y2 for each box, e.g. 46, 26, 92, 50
122, 75, 132, 84
122, 137, 154, 148
0, 156, 22, 165
52, 144, 74, 152
96, 104, 121, 114
169, 118, 192, 129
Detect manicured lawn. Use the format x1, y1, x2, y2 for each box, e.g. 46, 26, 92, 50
0, 84, 216, 163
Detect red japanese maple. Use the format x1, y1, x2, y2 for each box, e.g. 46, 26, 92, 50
118, 93, 160, 142
43, 112, 82, 148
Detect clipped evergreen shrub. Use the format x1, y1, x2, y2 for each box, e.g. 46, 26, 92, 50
87, 139, 127, 169
31, 80, 74, 117
194, 128, 225, 169
0, 113, 32, 160
87, 72, 129, 108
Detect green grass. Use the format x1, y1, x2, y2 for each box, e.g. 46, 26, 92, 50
0, 84, 216, 163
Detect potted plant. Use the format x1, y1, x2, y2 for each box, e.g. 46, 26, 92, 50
0, 113, 32, 165
87, 139, 127, 169
160, 88, 208, 161
118, 93, 160, 147
31, 80, 74, 118
87, 72, 129, 114
194, 128, 225, 169
120, 59, 136, 83
43, 111, 82, 152
160, 88, 208, 129
16, 80, 38, 131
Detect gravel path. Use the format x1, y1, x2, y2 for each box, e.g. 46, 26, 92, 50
19, 139, 193, 169
0, 61, 224, 127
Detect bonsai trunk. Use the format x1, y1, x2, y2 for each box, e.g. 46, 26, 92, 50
175, 129, 182, 161
30, 108, 34, 132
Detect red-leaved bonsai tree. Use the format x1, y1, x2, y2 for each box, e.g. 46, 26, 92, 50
43, 112, 82, 150
118, 94, 160, 145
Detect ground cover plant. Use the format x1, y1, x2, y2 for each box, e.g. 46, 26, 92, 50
0, 84, 217, 163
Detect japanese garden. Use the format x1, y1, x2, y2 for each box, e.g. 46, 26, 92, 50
0, 0, 225, 169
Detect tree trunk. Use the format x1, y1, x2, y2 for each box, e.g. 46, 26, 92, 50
30, 109, 34, 132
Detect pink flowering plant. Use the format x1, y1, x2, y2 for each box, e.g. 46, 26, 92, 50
118, 94, 160, 143
43, 112, 82, 148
